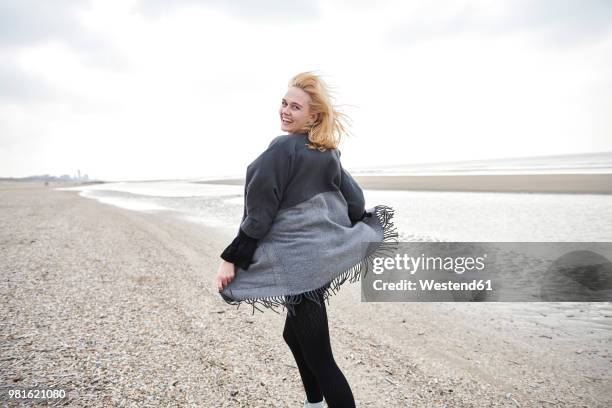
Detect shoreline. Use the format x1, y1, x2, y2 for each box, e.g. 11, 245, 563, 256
197, 173, 612, 194
1, 181, 610, 406
11, 172, 612, 194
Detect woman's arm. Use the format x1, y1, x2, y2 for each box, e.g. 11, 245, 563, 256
339, 162, 369, 223
219, 136, 295, 270
239, 136, 295, 239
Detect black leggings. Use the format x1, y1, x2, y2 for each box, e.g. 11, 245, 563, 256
283, 292, 356, 407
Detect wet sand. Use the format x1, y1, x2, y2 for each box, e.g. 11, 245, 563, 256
1, 181, 611, 407
199, 173, 612, 194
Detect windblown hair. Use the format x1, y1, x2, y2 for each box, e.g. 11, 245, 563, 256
288, 71, 353, 151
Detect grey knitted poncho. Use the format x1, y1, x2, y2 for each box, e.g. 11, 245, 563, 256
219, 132, 398, 316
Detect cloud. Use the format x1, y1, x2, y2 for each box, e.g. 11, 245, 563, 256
135, 0, 320, 22
0, 62, 56, 104
0, 0, 127, 70
387, 0, 612, 48
0, 0, 128, 110
0, 0, 83, 47
507, 0, 612, 47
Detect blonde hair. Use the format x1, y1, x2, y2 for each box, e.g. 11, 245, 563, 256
287, 71, 353, 152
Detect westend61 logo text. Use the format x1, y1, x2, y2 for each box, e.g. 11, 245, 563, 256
371, 253, 488, 275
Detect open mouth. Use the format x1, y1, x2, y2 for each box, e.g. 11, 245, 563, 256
282, 118, 293, 125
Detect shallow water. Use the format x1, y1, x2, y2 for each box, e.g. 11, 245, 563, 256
60, 181, 612, 242
59, 181, 612, 334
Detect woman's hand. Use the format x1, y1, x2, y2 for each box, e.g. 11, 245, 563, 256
216, 260, 236, 292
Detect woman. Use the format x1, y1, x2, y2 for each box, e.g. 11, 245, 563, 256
215, 71, 398, 407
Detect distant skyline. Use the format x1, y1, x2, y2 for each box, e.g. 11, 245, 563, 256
6, 150, 610, 183
1, 0, 611, 181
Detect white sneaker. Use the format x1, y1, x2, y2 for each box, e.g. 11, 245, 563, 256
303, 398, 326, 408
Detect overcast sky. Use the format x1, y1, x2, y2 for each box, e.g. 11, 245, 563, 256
1, 0, 611, 181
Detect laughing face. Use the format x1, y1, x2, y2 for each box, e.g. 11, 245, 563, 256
279, 86, 318, 135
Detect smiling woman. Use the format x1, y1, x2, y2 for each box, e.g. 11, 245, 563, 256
280, 72, 352, 152
280, 87, 316, 134
214, 71, 398, 408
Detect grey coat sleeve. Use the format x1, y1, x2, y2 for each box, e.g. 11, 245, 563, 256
239, 137, 295, 239
339, 161, 368, 223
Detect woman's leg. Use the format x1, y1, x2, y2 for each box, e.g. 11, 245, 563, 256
283, 315, 324, 403
285, 293, 356, 408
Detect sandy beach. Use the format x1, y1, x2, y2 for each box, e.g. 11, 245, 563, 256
1, 181, 611, 407
199, 173, 612, 194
